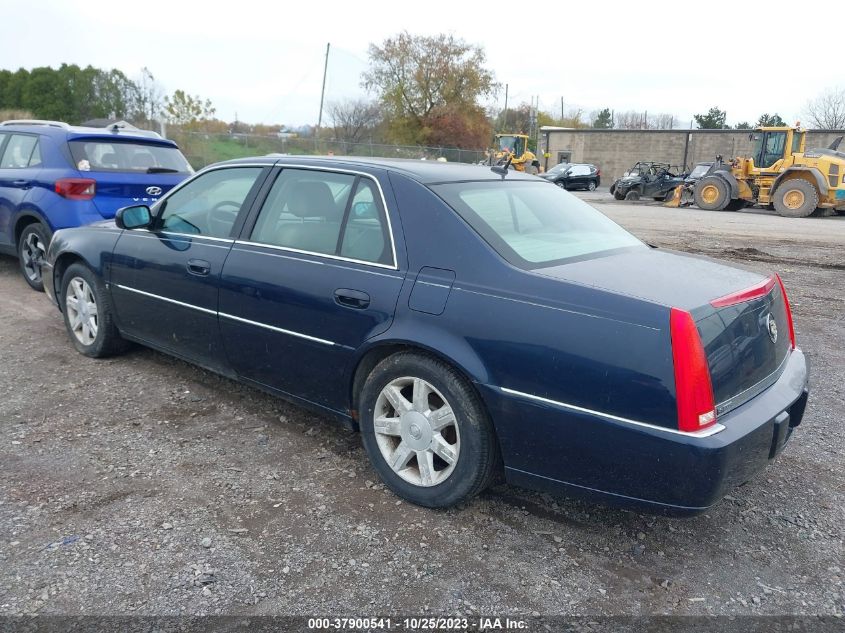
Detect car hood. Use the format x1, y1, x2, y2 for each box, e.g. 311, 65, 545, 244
534, 247, 765, 311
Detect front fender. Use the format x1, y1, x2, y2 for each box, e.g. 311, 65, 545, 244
712, 169, 740, 198
46, 225, 122, 302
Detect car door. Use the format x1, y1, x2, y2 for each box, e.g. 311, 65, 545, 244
109, 165, 268, 372
0, 133, 41, 249
568, 165, 589, 189
218, 165, 405, 413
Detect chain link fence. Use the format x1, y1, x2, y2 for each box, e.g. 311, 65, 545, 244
167, 131, 487, 169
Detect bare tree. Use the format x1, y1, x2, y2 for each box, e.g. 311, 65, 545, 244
615, 110, 648, 129
131, 67, 164, 125
805, 87, 845, 129
650, 113, 675, 129
327, 99, 382, 144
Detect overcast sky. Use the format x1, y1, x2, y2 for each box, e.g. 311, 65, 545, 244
1, 0, 838, 127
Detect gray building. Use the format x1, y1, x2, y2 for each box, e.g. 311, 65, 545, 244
540, 127, 845, 184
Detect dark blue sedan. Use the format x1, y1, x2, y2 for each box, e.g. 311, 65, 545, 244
42, 156, 809, 514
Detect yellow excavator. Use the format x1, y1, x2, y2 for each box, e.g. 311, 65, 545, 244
689, 125, 845, 217
491, 133, 539, 174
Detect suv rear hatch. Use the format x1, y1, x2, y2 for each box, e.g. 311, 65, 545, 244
67, 137, 192, 217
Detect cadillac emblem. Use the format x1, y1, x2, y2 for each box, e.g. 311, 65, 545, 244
766, 313, 778, 344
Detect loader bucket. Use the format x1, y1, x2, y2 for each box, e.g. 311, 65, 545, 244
664, 184, 683, 208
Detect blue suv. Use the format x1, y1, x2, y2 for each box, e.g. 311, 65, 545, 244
0, 120, 192, 290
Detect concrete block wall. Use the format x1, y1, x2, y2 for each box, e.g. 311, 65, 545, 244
543, 129, 845, 184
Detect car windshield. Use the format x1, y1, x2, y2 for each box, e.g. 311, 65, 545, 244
547, 163, 569, 174
68, 140, 193, 174
689, 164, 711, 178
432, 181, 644, 268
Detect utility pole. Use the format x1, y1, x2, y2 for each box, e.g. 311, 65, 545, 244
502, 83, 509, 130
317, 42, 330, 131
560, 97, 564, 122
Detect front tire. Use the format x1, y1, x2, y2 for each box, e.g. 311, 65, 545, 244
694, 176, 731, 210
773, 179, 818, 218
625, 190, 641, 201
359, 352, 500, 508
61, 263, 129, 358
17, 223, 50, 291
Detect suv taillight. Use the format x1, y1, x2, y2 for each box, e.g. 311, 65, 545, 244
55, 178, 96, 200
775, 274, 796, 349
670, 307, 717, 432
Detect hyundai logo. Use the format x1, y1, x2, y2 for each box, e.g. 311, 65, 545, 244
766, 313, 778, 344
146, 186, 162, 196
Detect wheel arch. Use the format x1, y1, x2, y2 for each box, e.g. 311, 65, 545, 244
348, 333, 491, 424
13, 211, 52, 247
772, 167, 827, 197
710, 170, 740, 198
51, 251, 88, 310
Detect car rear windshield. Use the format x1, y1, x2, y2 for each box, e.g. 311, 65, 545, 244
68, 140, 193, 174
432, 181, 644, 268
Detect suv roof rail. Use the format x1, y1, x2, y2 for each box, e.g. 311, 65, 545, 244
1, 119, 71, 129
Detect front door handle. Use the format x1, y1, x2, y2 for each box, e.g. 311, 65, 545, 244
187, 259, 211, 276
334, 288, 370, 309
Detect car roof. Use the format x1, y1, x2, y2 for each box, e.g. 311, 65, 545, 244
214, 155, 542, 184
0, 120, 177, 146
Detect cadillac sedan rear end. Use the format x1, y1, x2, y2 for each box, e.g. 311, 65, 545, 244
425, 177, 809, 514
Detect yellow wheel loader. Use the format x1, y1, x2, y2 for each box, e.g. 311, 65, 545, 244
491, 133, 539, 174
692, 126, 845, 217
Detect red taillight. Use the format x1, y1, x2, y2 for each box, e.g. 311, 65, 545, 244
670, 308, 717, 433
775, 273, 796, 349
55, 178, 96, 200
596, 169, 602, 176
710, 275, 776, 308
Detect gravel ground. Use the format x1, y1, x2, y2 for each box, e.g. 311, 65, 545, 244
0, 202, 843, 617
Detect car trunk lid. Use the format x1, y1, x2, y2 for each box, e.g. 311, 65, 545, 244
697, 277, 792, 415
536, 248, 793, 419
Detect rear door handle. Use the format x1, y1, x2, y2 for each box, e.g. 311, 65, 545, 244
12, 179, 31, 188
334, 288, 370, 309
187, 259, 211, 276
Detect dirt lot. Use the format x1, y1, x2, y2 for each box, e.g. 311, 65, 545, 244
0, 201, 843, 617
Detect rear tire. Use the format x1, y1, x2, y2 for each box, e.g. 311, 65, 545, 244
17, 223, 50, 291
359, 352, 500, 508
773, 179, 818, 218
60, 263, 129, 358
587, 181, 597, 191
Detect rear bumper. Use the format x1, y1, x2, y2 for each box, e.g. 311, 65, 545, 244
482, 348, 809, 515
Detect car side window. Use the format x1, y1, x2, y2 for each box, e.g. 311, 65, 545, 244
0, 134, 38, 169
159, 167, 262, 239
250, 168, 356, 257
339, 179, 392, 265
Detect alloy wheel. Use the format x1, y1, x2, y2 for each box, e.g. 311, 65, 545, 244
373, 376, 461, 487
21, 231, 46, 283
65, 277, 99, 346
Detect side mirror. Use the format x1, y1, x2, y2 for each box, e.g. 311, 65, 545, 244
115, 205, 152, 230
